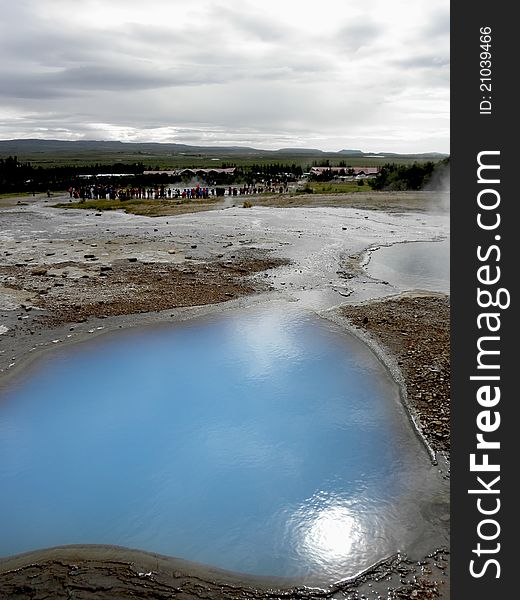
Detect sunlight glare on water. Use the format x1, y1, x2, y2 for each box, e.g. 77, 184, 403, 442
0, 305, 447, 584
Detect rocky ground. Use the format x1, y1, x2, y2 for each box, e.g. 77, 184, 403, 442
0, 546, 450, 600
0, 250, 286, 328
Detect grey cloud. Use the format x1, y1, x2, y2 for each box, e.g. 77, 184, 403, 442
0, 110, 95, 138
1, 28, 115, 65
394, 54, 450, 90
335, 22, 383, 51
55, 65, 224, 89
0, 72, 71, 99
0, 62, 237, 100
209, 3, 288, 42
182, 44, 333, 82
0, 8, 223, 71
0, 0, 449, 153
423, 9, 450, 38
397, 54, 449, 70
120, 22, 230, 52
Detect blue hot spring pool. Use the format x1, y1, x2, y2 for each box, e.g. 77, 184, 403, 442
367, 238, 450, 293
0, 306, 447, 584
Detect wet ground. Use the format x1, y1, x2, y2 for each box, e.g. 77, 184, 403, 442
0, 192, 450, 599
0, 192, 448, 345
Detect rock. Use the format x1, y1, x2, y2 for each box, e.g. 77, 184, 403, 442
128, 257, 138, 262
84, 254, 96, 259
31, 267, 48, 276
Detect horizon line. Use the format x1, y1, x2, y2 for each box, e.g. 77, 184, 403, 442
0, 137, 450, 156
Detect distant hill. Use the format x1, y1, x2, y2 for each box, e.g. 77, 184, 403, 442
0, 139, 448, 171
338, 149, 365, 156
0, 139, 448, 158
0, 139, 260, 155
379, 151, 448, 158
274, 148, 325, 155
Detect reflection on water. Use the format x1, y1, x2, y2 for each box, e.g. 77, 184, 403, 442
289, 493, 364, 567
367, 239, 449, 293
0, 305, 447, 584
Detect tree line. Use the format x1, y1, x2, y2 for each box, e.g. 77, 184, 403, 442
368, 158, 450, 191
1, 155, 449, 194
0, 157, 307, 193
0, 156, 146, 194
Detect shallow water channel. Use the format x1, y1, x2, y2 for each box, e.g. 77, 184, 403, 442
0, 305, 448, 584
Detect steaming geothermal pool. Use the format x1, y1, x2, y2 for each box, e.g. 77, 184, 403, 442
367, 238, 450, 293
0, 305, 447, 584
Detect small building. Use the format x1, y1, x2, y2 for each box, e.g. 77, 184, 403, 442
309, 166, 380, 177
143, 168, 236, 177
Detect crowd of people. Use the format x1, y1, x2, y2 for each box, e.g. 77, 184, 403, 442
67, 182, 290, 201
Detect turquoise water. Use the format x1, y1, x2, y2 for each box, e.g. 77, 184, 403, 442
0, 306, 444, 583
367, 239, 450, 293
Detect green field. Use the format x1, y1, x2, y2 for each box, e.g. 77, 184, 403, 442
52, 197, 223, 217
302, 181, 368, 194
0, 140, 446, 169
18, 152, 431, 170
12, 153, 435, 169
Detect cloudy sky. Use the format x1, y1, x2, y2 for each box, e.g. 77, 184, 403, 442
0, 0, 449, 153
